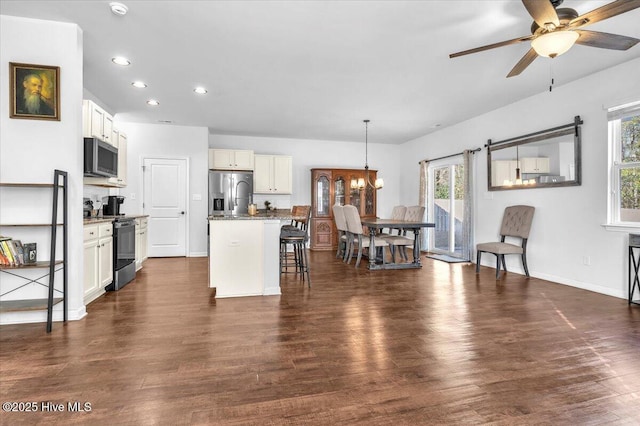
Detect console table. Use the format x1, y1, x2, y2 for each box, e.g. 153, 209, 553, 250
630, 234, 640, 306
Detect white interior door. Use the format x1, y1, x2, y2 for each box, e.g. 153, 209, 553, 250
143, 158, 187, 257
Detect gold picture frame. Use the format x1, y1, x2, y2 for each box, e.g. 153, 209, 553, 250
9, 62, 60, 121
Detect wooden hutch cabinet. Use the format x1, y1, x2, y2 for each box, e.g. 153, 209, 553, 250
310, 168, 377, 251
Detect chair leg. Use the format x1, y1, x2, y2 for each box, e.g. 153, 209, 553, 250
501, 255, 507, 272
522, 253, 530, 277
302, 246, 311, 287
476, 251, 481, 273
495, 254, 501, 279
390, 245, 396, 263
355, 246, 363, 268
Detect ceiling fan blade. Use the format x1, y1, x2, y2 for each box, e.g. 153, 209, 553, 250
449, 35, 533, 58
575, 30, 640, 50
569, 0, 640, 28
522, 0, 559, 28
507, 48, 538, 78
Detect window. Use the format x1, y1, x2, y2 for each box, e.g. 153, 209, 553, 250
608, 101, 640, 227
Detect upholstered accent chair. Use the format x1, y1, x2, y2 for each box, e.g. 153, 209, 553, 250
476, 205, 535, 279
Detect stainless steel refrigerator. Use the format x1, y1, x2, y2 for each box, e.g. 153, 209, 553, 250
208, 170, 254, 216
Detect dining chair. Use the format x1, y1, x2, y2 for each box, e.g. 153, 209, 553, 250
378, 205, 406, 237
343, 204, 388, 268
384, 205, 425, 262
476, 205, 535, 279
332, 204, 349, 261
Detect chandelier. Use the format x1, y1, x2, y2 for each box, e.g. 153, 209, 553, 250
351, 120, 383, 190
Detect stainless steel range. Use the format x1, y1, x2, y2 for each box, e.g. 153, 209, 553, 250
106, 218, 136, 291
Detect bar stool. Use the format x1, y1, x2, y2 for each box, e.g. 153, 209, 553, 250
280, 206, 311, 286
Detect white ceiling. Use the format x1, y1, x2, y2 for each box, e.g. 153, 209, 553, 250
2, 0, 639, 144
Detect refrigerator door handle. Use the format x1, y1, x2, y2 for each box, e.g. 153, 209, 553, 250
229, 175, 235, 212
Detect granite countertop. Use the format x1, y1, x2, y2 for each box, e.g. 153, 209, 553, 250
84, 214, 149, 224
208, 210, 305, 221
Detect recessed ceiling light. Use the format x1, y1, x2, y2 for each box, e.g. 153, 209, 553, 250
131, 81, 147, 88
147, 99, 160, 106
112, 56, 130, 66
194, 87, 208, 94
432, 123, 441, 128
110, 2, 128, 16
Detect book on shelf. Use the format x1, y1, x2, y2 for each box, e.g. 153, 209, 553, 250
0, 240, 15, 266
0, 239, 29, 266
0, 241, 9, 266
11, 240, 24, 265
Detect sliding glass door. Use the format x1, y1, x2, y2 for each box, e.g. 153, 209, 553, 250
429, 161, 464, 257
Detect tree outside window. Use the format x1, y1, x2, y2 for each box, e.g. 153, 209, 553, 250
609, 104, 640, 225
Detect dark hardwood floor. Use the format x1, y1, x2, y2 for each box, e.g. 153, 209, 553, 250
1, 252, 639, 425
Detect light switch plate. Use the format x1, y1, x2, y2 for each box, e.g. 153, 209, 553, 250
192, 194, 202, 201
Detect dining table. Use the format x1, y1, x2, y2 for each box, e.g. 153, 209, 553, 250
360, 218, 435, 270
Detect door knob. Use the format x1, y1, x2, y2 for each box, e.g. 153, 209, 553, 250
180, 211, 185, 215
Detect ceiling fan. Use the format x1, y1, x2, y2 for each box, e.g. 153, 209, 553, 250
449, 0, 640, 77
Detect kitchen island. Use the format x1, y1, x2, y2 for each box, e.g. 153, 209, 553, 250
208, 211, 302, 298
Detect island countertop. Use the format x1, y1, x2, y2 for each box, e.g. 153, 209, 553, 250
208, 211, 304, 221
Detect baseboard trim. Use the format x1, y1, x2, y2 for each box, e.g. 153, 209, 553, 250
189, 251, 208, 257
0, 305, 87, 326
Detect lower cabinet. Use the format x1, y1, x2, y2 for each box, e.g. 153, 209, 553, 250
83, 222, 113, 305
135, 217, 148, 271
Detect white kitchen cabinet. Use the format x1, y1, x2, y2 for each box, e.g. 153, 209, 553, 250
521, 157, 550, 174
491, 160, 519, 186
135, 217, 148, 271
83, 222, 112, 304
114, 131, 127, 186
99, 226, 113, 288
208, 149, 254, 170
83, 236, 99, 303
83, 100, 117, 147
254, 154, 292, 194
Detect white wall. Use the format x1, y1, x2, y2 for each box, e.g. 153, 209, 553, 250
209, 134, 403, 218
113, 122, 210, 256
399, 58, 640, 299
0, 16, 86, 323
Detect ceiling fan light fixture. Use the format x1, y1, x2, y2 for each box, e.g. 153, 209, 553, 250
531, 31, 579, 58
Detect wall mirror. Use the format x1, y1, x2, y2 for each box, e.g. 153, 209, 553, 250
487, 116, 582, 191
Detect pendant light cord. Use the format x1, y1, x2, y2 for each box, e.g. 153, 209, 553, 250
364, 119, 369, 169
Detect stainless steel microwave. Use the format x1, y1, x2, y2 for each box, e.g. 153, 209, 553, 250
84, 137, 118, 177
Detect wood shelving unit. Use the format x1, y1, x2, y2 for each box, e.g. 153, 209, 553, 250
0, 170, 68, 332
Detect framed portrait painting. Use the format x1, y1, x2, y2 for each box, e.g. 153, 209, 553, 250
9, 62, 60, 121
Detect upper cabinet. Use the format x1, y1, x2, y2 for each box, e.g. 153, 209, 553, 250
115, 131, 127, 187
83, 100, 117, 147
83, 100, 127, 188
254, 155, 292, 194
208, 149, 254, 170
520, 157, 550, 174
